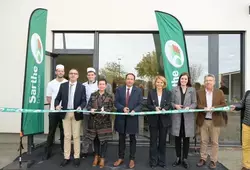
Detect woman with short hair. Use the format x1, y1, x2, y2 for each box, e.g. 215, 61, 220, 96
86, 78, 113, 168
147, 75, 172, 169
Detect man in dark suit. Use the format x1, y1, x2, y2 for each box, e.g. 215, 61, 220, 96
55, 69, 86, 168
113, 73, 143, 169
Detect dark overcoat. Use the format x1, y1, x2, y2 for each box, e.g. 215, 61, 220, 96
114, 85, 143, 134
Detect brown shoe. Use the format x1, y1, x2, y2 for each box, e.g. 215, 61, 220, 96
129, 160, 135, 169
209, 161, 217, 169
99, 158, 105, 168
92, 155, 99, 167
196, 159, 206, 167
113, 159, 124, 167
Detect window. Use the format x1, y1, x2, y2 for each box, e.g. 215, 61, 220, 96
186, 35, 209, 88
52, 32, 243, 144
65, 33, 94, 49
54, 33, 64, 49
219, 34, 241, 142
99, 33, 211, 142
99, 34, 161, 97
99, 33, 162, 140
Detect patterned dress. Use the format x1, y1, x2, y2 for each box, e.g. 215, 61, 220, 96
85, 91, 113, 142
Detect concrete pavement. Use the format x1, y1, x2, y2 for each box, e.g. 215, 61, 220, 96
0, 144, 242, 170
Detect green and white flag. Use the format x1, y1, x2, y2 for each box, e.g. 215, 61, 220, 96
155, 11, 190, 90
21, 8, 48, 136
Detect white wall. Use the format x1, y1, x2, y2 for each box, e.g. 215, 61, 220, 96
1, 0, 250, 133
0, 0, 49, 133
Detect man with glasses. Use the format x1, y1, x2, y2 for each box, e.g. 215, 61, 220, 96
196, 74, 226, 169
44, 64, 68, 160
55, 69, 86, 168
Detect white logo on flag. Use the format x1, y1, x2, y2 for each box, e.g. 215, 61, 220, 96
31, 33, 44, 64
165, 40, 185, 68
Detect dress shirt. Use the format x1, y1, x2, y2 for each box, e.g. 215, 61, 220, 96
205, 89, 213, 119
126, 86, 133, 96
67, 82, 77, 109
158, 96, 162, 107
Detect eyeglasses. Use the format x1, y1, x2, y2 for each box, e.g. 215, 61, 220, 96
205, 80, 214, 82
69, 72, 78, 75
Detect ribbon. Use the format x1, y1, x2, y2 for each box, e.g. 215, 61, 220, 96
0, 106, 231, 115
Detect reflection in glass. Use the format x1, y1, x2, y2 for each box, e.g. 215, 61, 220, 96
99, 34, 162, 141
65, 33, 94, 49
56, 54, 93, 82
220, 75, 229, 96
98, 33, 242, 144
219, 34, 241, 143
99, 34, 161, 96
185, 36, 209, 88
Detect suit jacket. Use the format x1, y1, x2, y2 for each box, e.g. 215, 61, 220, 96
171, 86, 197, 137
54, 82, 87, 121
196, 88, 226, 127
114, 85, 143, 134
147, 88, 172, 127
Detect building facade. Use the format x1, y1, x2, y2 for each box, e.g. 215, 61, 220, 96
0, 0, 249, 144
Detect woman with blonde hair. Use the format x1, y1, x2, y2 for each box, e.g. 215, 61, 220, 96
147, 75, 172, 169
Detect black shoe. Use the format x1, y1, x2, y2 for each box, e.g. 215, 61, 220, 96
150, 165, 157, 169
42, 152, 51, 160
158, 164, 168, 170
80, 153, 88, 158
60, 148, 64, 154
172, 157, 181, 167
60, 159, 70, 167
182, 159, 190, 169
74, 158, 80, 167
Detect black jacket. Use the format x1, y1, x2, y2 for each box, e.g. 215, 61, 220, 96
54, 82, 86, 121
147, 88, 172, 127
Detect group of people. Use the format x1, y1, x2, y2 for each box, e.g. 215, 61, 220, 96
43, 64, 250, 170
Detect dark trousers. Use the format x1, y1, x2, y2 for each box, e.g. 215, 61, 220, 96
93, 136, 107, 158
175, 136, 190, 159
149, 126, 168, 166
82, 115, 92, 154
118, 133, 136, 160
45, 113, 64, 154
175, 113, 190, 159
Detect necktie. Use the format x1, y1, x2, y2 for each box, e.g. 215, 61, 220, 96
68, 84, 74, 109
126, 88, 130, 107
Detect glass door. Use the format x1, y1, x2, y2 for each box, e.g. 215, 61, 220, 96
55, 54, 93, 83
